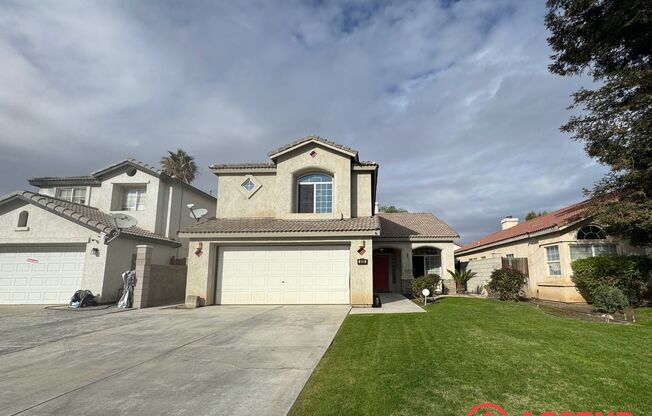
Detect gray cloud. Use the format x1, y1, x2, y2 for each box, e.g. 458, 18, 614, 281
0, 0, 603, 242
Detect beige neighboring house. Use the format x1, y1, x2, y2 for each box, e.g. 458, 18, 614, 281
179, 135, 459, 306
455, 199, 647, 303
0, 159, 215, 304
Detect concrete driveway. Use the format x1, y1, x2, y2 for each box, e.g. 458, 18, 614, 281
0, 304, 349, 416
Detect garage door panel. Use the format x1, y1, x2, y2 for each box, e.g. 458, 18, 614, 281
216, 246, 350, 305
0, 247, 85, 304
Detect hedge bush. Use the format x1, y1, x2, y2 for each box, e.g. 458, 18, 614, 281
571, 255, 652, 307
592, 285, 629, 314
411, 274, 441, 299
486, 268, 527, 301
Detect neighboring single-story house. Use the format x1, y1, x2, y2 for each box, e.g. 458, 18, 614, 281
455, 198, 647, 302
180, 135, 459, 306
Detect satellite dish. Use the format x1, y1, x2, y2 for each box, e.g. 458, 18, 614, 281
189, 207, 208, 222
111, 213, 138, 229
103, 214, 137, 245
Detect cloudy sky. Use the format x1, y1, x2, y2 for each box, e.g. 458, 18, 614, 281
0, 0, 603, 243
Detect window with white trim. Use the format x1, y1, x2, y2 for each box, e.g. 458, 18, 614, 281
545, 245, 561, 276
121, 187, 146, 211
297, 173, 332, 213
56, 187, 87, 204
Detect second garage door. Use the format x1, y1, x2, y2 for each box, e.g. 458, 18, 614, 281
216, 246, 350, 305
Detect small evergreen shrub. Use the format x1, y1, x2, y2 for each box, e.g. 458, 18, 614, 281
411, 274, 441, 299
571, 255, 652, 307
592, 285, 628, 314
486, 268, 527, 301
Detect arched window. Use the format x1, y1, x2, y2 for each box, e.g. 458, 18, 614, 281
571, 224, 616, 261
577, 225, 606, 240
412, 247, 442, 277
297, 173, 333, 213
17, 211, 29, 227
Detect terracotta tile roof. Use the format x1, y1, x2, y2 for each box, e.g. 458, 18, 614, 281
209, 163, 276, 170
181, 216, 380, 234
457, 198, 595, 254
1, 191, 181, 247
354, 161, 378, 167
267, 135, 358, 158
377, 212, 459, 239
181, 212, 458, 239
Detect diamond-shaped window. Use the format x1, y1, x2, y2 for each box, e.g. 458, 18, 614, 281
242, 179, 255, 191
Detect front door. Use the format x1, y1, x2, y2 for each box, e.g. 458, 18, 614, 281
373, 255, 389, 291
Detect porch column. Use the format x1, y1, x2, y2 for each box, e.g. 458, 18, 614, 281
185, 241, 217, 307
401, 246, 414, 294
133, 245, 152, 309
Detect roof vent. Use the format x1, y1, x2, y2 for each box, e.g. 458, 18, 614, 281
501, 217, 519, 230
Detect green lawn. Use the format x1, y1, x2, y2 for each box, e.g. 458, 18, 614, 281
290, 298, 652, 416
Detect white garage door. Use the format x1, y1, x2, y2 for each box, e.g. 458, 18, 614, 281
217, 246, 350, 305
0, 246, 85, 304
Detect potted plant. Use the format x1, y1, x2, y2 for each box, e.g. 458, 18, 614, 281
447, 269, 477, 294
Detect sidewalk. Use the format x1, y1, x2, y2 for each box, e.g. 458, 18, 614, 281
349, 293, 425, 314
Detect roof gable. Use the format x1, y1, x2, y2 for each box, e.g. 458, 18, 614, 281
267, 135, 359, 161
29, 158, 215, 201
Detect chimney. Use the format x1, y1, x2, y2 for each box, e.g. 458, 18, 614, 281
501, 216, 519, 230
374, 202, 380, 215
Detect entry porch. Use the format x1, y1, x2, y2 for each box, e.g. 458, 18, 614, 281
371, 241, 456, 295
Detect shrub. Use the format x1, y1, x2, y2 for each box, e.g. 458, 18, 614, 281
411, 274, 441, 299
447, 269, 477, 294
571, 255, 652, 307
592, 285, 628, 314
486, 268, 526, 301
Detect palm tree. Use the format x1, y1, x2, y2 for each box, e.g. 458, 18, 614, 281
447, 269, 477, 294
161, 149, 198, 184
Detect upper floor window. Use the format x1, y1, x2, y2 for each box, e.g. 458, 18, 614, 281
56, 187, 87, 204
17, 211, 29, 228
297, 173, 332, 213
577, 225, 607, 240
121, 187, 146, 211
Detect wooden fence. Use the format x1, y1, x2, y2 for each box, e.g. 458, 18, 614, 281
501, 257, 529, 276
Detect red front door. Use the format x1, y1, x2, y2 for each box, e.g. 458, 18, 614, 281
373, 255, 390, 291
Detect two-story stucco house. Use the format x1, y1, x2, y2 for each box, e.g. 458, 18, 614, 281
455, 198, 647, 302
0, 159, 215, 304
180, 136, 459, 306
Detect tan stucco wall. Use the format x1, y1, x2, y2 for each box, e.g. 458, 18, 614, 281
456, 221, 647, 302
350, 239, 373, 305
215, 173, 277, 218
352, 171, 373, 217
275, 144, 352, 219
212, 143, 374, 220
